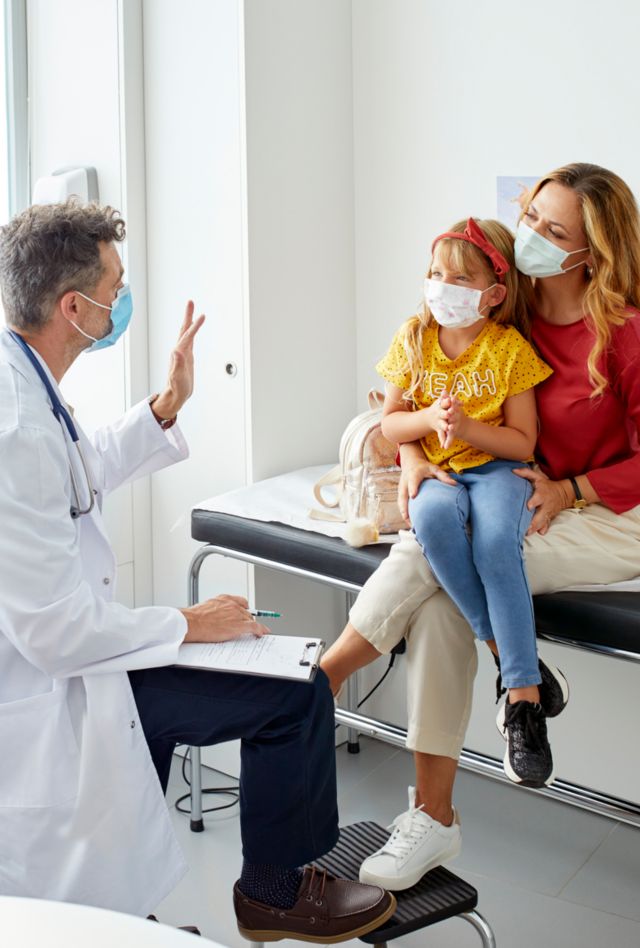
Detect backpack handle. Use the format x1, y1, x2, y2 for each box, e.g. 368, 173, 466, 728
368, 389, 385, 410
312, 464, 342, 509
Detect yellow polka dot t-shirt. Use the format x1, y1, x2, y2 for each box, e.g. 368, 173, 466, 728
376, 319, 552, 472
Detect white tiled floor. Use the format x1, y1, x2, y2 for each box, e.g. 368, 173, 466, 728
156, 739, 640, 947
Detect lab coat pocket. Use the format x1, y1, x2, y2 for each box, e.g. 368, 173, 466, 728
0, 687, 80, 807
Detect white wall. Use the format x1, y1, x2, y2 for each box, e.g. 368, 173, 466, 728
143, 0, 359, 614
244, 0, 357, 478
352, 0, 640, 394
351, 0, 640, 801
27, 0, 145, 607
143, 0, 251, 611
243, 0, 358, 642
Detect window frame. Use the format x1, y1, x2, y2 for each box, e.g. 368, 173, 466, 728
4, 0, 29, 215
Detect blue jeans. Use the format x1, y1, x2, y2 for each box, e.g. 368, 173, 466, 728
408, 459, 540, 689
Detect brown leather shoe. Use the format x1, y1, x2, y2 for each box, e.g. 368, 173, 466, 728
233, 865, 396, 943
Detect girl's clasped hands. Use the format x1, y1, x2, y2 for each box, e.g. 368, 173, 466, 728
429, 389, 465, 450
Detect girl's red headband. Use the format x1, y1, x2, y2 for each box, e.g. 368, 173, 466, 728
431, 218, 510, 284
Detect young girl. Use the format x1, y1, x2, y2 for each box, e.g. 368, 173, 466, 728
376, 217, 566, 791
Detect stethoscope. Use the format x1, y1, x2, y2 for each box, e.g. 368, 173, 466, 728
8, 329, 96, 518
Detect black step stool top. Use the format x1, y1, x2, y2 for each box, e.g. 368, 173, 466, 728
313, 821, 478, 942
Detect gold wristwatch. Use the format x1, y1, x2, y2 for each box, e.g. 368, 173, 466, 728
569, 477, 587, 510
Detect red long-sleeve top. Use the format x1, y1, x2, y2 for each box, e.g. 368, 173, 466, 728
532, 309, 640, 513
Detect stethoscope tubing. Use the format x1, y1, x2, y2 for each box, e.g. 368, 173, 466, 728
7, 329, 95, 517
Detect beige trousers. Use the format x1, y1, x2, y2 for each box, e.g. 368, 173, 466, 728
349, 503, 640, 758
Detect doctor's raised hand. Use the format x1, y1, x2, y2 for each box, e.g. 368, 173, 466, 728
148, 300, 206, 424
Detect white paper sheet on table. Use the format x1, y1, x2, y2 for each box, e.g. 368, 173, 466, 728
193, 464, 640, 591
194, 464, 398, 544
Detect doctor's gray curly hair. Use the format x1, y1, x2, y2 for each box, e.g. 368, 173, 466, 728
0, 201, 126, 331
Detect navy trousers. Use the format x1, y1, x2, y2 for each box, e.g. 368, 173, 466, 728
128, 665, 339, 868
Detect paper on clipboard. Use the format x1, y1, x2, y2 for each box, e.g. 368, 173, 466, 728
175, 634, 325, 682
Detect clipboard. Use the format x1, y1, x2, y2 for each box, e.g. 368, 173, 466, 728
174, 634, 325, 683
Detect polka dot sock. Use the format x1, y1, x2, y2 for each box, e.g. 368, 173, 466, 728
238, 861, 303, 910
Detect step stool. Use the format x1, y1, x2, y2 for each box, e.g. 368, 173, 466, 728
313, 821, 496, 947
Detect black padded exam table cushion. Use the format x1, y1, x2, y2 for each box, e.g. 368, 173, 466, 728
191, 511, 389, 587
191, 510, 640, 656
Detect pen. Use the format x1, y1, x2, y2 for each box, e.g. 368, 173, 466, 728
250, 609, 282, 618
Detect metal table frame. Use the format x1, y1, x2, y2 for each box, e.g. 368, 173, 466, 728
249, 909, 497, 948
187, 542, 640, 832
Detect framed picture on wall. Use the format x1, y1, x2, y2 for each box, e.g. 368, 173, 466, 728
496, 176, 540, 231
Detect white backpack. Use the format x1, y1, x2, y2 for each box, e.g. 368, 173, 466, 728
311, 390, 404, 542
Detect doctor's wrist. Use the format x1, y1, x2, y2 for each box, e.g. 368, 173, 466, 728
148, 392, 178, 430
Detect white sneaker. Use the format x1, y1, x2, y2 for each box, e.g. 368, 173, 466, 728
358, 787, 462, 891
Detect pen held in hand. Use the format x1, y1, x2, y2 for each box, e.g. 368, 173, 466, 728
250, 610, 282, 618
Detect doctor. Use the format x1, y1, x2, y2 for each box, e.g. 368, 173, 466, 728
0, 201, 395, 942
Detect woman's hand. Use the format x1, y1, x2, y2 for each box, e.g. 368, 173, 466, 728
513, 467, 570, 536
398, 442, 456, 523
181, 595, 269, 643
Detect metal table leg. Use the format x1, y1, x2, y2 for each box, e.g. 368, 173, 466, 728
186, 547, 212, 832
189, 746, 204, 833
344, 591, 360, 754
461, 909, 497, 947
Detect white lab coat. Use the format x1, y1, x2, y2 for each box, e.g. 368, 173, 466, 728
0, 330, 190, 916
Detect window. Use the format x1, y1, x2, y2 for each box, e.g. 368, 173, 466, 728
0, 5, 8, 224
4, 0, 28, 221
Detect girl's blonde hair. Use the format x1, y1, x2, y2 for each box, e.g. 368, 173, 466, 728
522, 163, 640, 396
400, 218, 532, 402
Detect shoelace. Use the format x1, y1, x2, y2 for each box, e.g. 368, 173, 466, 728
379, 787, 431, 858
304, 866, 329, 902
504, 701, 546, 751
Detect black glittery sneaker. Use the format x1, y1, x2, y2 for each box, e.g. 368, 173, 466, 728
493, 653, 569, 718
538, 659, 569, 717
496, 699, 554, 788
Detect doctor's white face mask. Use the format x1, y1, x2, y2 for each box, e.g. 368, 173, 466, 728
515, 222, 589, 278
423, 278, 496, 329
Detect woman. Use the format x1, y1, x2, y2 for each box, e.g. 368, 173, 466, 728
321, 163, 640, 891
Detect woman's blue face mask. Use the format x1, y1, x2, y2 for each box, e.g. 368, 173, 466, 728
68, 284, 133, 351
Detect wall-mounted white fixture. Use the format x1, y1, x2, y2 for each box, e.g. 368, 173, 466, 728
32, 166, 99, 205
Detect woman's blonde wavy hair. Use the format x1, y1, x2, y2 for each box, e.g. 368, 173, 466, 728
400, 218, 533, 403
522, 163, 640, 396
